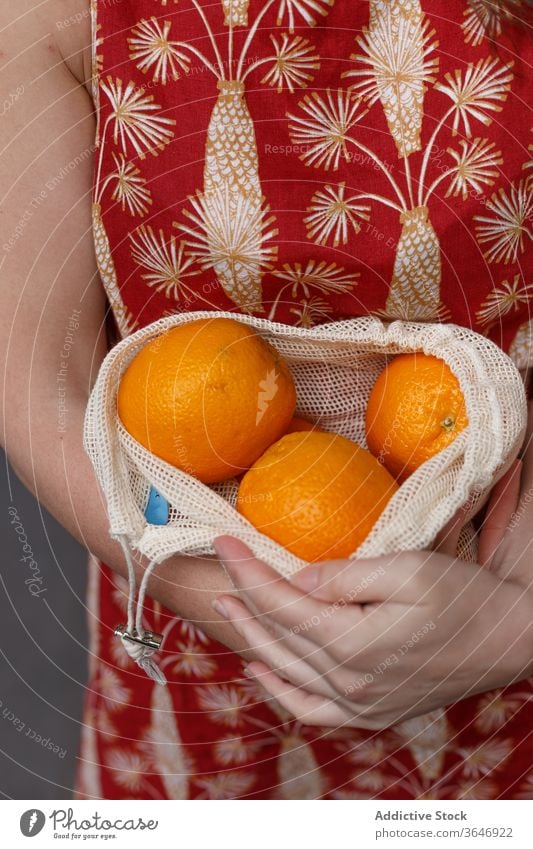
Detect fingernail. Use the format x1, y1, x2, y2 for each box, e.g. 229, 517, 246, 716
291, 566, 319, 593
243, 665, 255, 678
212, 598, 229, 619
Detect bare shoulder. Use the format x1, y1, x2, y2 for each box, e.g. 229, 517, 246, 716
0, 0, 94, 97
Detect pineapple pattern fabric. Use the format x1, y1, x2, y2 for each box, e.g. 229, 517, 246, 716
78, 0, 533, 799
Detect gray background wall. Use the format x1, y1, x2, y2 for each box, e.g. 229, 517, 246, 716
1, 450, 88, 799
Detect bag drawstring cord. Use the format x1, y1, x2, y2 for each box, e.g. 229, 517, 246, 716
114, 535, 167, 686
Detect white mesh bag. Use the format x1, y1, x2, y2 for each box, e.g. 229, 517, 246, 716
83, 311, 527, 683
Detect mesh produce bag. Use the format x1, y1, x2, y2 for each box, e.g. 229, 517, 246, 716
83, 311, 527, 683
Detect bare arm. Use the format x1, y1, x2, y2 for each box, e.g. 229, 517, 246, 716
0, 0, 245, 653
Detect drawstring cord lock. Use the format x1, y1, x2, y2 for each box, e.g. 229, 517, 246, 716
114, 624, 167, 686
114, 624, 163, 651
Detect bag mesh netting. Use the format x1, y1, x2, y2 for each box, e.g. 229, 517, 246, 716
83, 312, 527, 682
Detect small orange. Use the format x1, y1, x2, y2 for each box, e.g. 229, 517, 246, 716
285, 416, 319, 434
236, 431, 398, 562
366, 353, 468, 482
118, 318, 296, 484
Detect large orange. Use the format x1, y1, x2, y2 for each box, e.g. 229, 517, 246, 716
365, 353, 468, 482
117, 318, 296, 484
236, 431, 398, 562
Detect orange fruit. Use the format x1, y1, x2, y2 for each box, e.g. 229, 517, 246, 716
236, 431, 398, 563
118, 318, 296, 484
365, 353, 468, 482
285, 416, 319, 434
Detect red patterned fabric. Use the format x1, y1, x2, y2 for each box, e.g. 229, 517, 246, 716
76, 0, 533, 799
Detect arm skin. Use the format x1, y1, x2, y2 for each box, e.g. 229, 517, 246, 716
0, 0, 248, 655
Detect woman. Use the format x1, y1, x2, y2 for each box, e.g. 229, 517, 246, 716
1, 0, 532, 799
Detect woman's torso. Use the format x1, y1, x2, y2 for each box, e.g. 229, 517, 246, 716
71, 0, 533, 799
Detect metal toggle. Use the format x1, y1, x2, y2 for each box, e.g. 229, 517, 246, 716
114, 624, 163, 651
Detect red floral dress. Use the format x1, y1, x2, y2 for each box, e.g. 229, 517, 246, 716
76, 0, 533, 799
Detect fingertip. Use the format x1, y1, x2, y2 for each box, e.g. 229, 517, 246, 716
246, 660, 270, 677
212, 596, 230, 619
213, 534, 254, 565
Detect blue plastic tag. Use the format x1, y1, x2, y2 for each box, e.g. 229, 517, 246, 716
144, 486, 169, 525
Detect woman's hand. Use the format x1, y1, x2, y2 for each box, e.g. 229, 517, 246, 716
212, 405, 533, 729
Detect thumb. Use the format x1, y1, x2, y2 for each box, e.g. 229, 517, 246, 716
478, 458, 522, 568
433, 503, 469, 557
